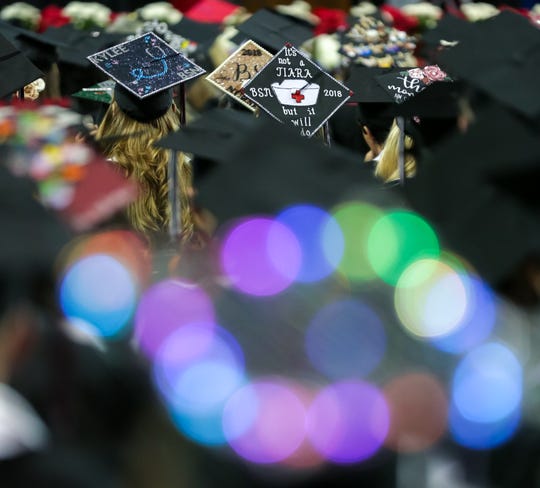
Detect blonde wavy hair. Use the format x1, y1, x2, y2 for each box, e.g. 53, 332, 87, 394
95, 101, 193, 241
375, 120, 416, 183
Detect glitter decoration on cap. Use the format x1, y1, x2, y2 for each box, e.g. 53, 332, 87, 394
338, 16, 417, 68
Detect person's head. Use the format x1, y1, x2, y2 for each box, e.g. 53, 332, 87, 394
375, 115, 461, 184
95, 86, 193, 241
356, 103, 394, 162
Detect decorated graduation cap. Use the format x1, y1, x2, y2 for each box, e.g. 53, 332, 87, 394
243, 44, 352, 138
87, 32, 205, 122
206, 40, 273, 111
72, 80, 115, 105
376, 64, 453, 105
338, 15, 417, 68
438, 11, 540, 118
233, 9, 314, 53
0, 32, 42, 99
386, 79, 463, 119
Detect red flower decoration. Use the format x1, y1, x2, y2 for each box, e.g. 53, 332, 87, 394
38, 5, 70, 33
184, 0, 240, 23
312, 7, 348, 35
423, 65, 447, 81
169, 0, 200, 12
380, 5, 419, 34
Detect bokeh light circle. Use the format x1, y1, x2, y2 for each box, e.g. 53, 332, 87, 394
383, 373, 448, 453
307, 380, 389, 464
134, 279, 215, 358
331, 202, 385, 282
154, 324, 245, 414
220, 218, 302, 296
157, 324, 246, 446
62, 230, 152, 287
431, 276, 496, 354
452, 342, 522, 424
60, 254, 137, 338
276, 205, 344, 283
449, 402, 520, 450
367, 211, 440, 285
395, 258, 469, 339
222, 379, 307, 464
281, 383, 326, 469
305, 299, 386, 379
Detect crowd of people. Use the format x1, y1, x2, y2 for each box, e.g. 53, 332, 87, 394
0, 0, 540, 486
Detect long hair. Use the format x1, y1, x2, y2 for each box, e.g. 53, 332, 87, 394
375, 120, 416, 183
95, 101, 193, 241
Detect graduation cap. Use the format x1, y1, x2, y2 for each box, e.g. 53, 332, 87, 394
170, 17, 222, 45
243, 44, 352, 138
155, 107, 254, 162
206, 40, 273, 111
87, 32, 206, 121
156, 107, 255, 184
344, 66, 400, 151
375, 64, 453, 105
338, 15, 417, 68
421, 14, 475, 48
43, 25, 126, 68
438, 11, 540, 118
405, 103, 540, 288
0, 32, 42, 99
0, 20, 69, 72
347, 66, 401, 104
386, 80, 464, 119
71, 80, 115, 105
194, 113, 377, 223
233, 8, 314, 53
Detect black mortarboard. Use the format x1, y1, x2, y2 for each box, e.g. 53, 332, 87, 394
194, 114, 376, 223
155, 107, 254, 161
375, 65, 453, 105
345, 66, 399, 146
346, 66, 402, 104
387, 80, 463, 119
233, 8, 314, 53
169, 17, 222, 44
438, 11, 540, 118
0, 33, 42, 99
406, 103, 540, 287
43, 25, 126, 68
421, 15, 475, 47
0, 20, 68, 72
113, 84, 173, 122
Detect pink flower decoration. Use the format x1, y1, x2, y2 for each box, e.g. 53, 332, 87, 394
423, 65, 447, 81
408, 68, 425, 79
